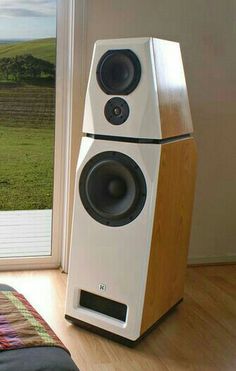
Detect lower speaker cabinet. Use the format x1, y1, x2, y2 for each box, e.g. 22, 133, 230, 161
65, 298, 183, 347
65, 136, 197, 345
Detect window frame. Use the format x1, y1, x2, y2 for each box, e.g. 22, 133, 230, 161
0, 0, 79, 270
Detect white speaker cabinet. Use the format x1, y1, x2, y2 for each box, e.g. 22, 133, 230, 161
83, 37, 193, 140
65, 37, 197, 346
65, 136, 197, 345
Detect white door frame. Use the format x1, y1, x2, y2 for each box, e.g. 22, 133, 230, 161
0, 0, 83, 271
59, 0, 87, 272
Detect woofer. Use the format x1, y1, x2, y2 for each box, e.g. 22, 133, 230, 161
79, 151, 147, 226
96, 50, 141, 95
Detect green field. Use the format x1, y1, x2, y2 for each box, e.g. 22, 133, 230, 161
0, 38, 55, 210
0, 126, 54, 210
0, 38, 56, 63
0, 81, 55, 128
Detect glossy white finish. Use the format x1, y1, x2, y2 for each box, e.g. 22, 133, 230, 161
66, 136, 161, 340
83, 37, 161, 139
83, 37, 187, 140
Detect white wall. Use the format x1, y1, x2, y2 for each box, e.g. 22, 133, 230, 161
70, 0, 236, 264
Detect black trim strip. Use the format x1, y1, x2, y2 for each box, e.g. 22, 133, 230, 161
65, 298, 183, 347
85, 133, 191, 144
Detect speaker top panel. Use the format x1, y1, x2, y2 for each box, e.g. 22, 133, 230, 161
83, 37, 193, 140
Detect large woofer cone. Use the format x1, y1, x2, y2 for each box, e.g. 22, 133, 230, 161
79, 151, 147, 227
96, 50, 141, 95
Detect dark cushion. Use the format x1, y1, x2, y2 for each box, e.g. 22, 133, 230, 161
0, 347, 79, 371
0, 284, 79, 371
0, 284, 15, 291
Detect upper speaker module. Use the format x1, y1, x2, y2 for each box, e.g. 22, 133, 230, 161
83, 37, 193, 140
96, 50, 141, 95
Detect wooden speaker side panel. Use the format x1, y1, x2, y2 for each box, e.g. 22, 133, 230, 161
153, 39, 193, 138
141, 138, 197, 334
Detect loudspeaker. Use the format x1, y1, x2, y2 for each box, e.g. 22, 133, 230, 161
65, 37, 197, 346
83, 37, 193, 139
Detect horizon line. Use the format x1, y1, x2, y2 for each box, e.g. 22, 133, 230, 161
0, 36, 56, 40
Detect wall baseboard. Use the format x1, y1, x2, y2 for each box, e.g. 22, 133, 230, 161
188, 255, 236, 266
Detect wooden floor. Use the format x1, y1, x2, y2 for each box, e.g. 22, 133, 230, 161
0, 209, 52, 257
0, 266, 235, 370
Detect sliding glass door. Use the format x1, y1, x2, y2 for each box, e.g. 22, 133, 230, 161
0, 0, 59, 266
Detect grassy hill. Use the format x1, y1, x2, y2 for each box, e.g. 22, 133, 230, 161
0, 125, 54, 210
0, 82, 55, 128
0, 38, 56, 210
0, 38, 56, 64
0, 81, 55, 210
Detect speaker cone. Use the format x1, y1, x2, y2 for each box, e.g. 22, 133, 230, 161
96, 50, 141, 95
79, 151, 147, 227
104, 97, 129, 125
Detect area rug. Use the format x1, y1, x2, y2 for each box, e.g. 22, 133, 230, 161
0, 290, 68, 353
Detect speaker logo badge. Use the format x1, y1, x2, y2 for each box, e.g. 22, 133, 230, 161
99, 283, 106, 292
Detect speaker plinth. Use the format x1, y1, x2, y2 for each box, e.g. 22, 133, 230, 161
96, 49, 141, 95
79, 151, 147, 227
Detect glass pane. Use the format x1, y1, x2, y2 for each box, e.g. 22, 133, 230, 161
0, 0, 56, 258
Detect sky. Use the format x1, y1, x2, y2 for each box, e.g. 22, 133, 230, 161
0, 0, 56, 40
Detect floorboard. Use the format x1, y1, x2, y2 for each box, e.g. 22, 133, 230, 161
0, 266, 235, 370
